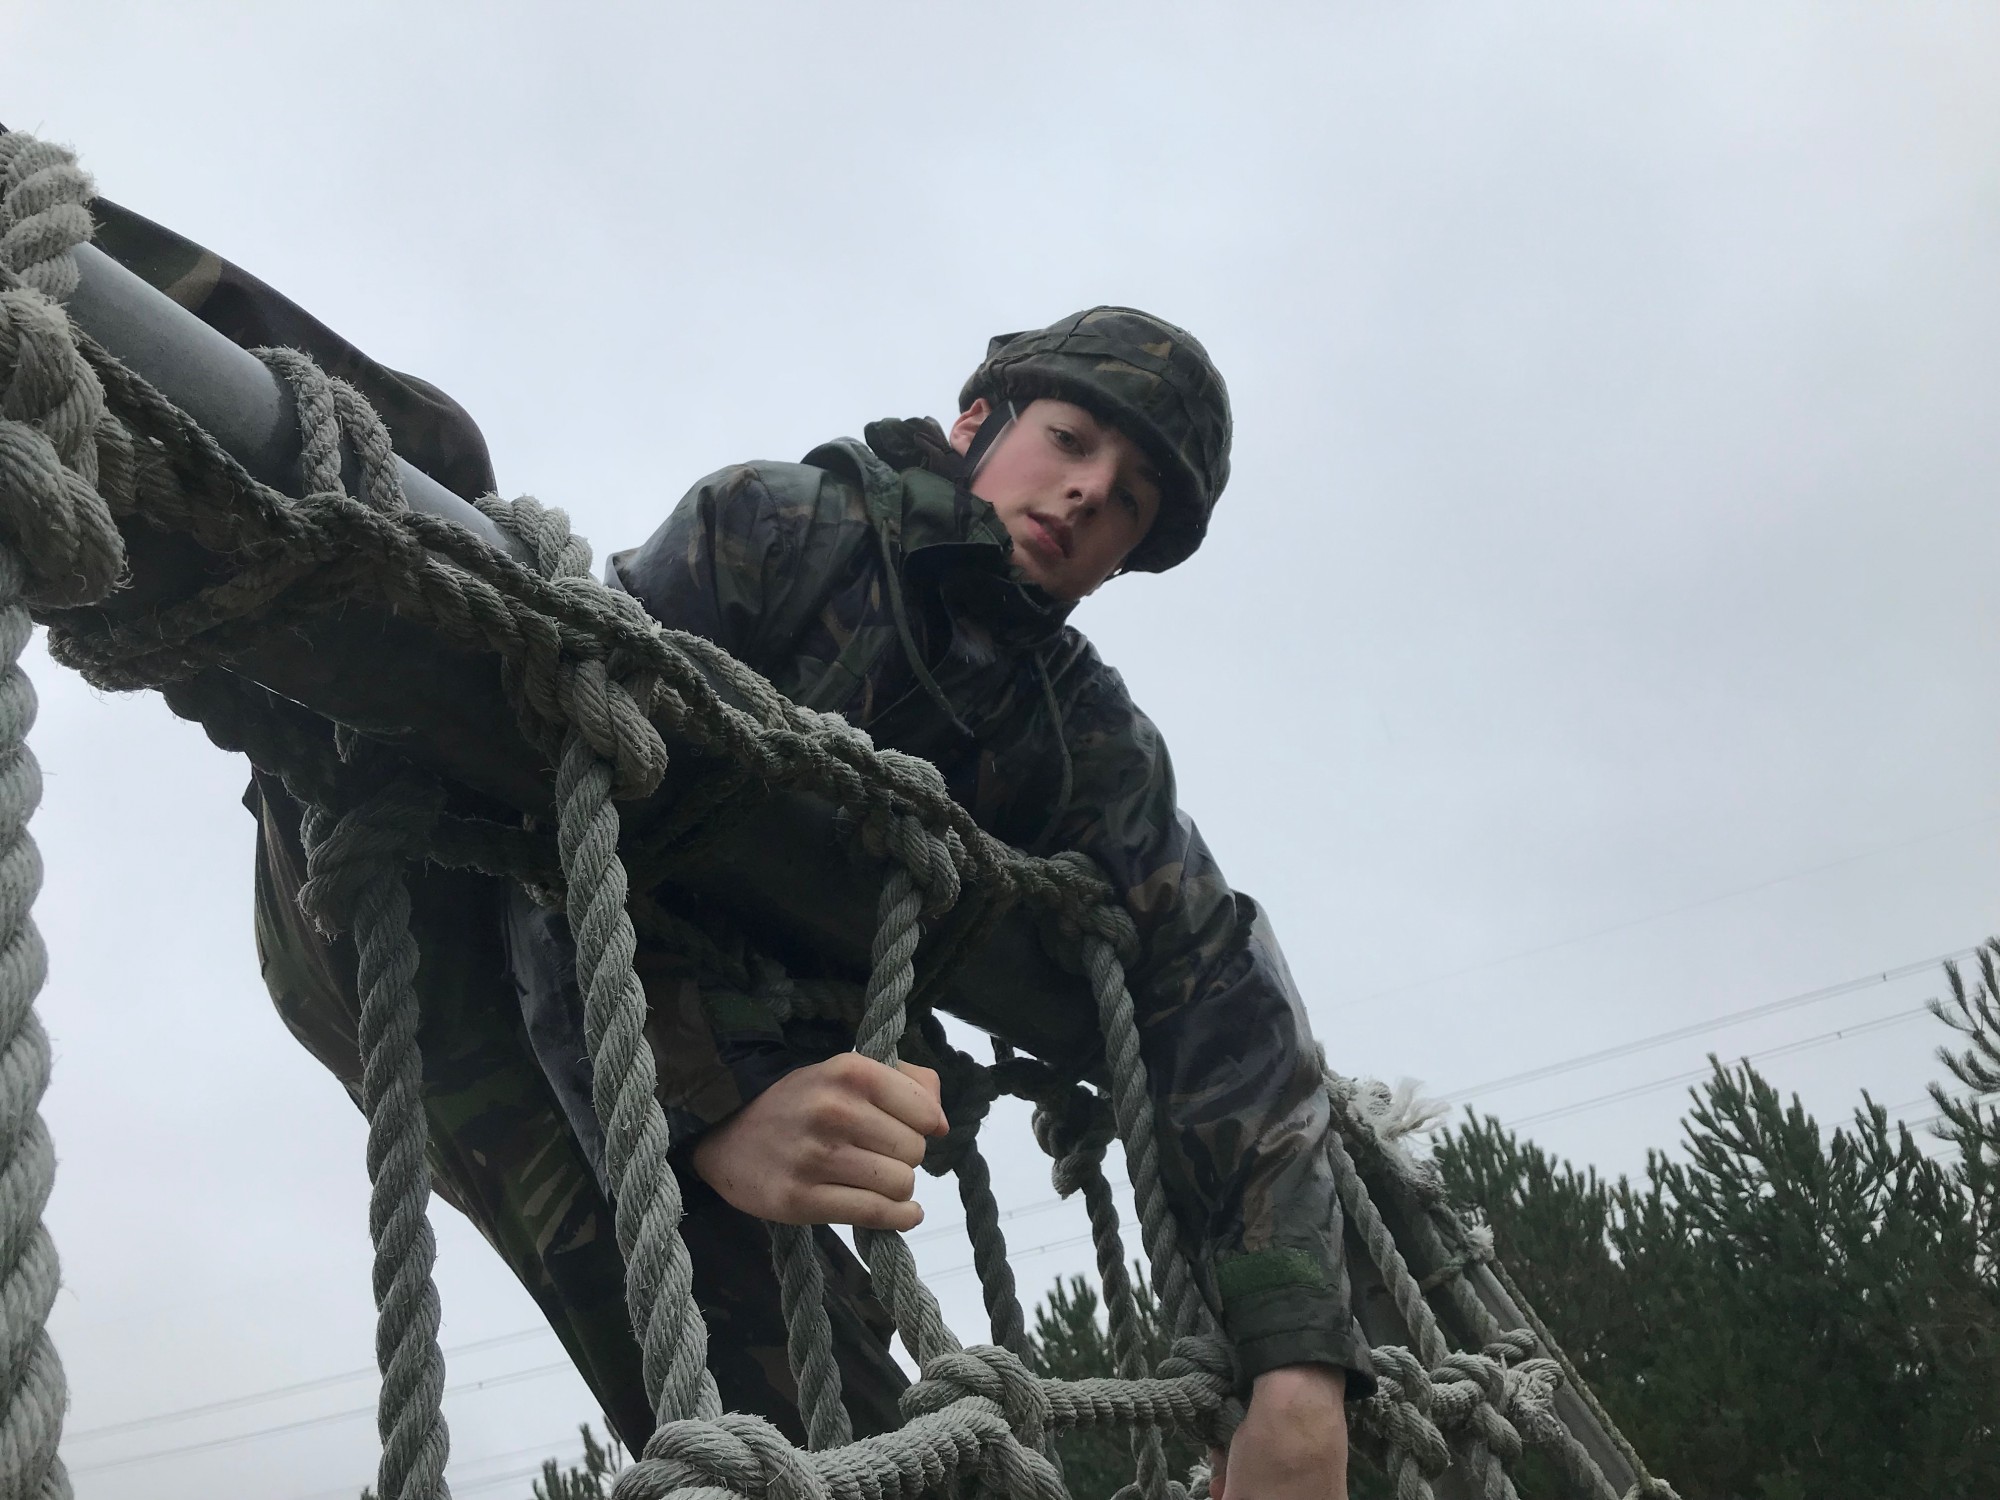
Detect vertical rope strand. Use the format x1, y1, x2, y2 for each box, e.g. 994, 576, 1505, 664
555, 730, 721, 1427
0, 547, 71, 1500
952, 1141, 1030, 1361
768, 1223, 854, 1451
347, 847, 453, 1499
1081, 933, 1210, 1348
852, 866, 960, 1369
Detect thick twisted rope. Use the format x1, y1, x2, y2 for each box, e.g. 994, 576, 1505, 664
0, 547, 70, 1500
0, 127, 139, 1500
768, 1223, 855, 1451
299, 781, 454, 1500
1034, 1084, 1177, 1499
851, 864, 961, 1370
1062, 893, 1209, 1353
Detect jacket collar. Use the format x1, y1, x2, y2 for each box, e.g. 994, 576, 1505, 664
803, 420, 1077, 643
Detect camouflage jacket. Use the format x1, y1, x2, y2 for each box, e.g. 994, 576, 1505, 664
568, 423, 1370, 1384
76, 183, 1370, 1392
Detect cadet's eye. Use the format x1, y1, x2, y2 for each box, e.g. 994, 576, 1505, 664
1117, 489, 1140, 515
1050, 426, 1080, 451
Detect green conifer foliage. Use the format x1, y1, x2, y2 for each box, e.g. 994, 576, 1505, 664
529, 1424, 624, 1500
1023, 1273, 1205, 1500
1436, 957, 2000, 1500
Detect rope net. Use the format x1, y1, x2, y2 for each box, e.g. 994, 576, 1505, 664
0, 132, 1674, 1500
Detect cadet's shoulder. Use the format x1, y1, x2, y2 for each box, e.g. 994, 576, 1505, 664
1049, 628, 1158, 744
686, 458, 863, 511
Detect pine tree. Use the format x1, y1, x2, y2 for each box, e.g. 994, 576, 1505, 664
1023, 1273, 1205, 1498
530, 1423, 625, 1500
1435, 953, 2000, 1500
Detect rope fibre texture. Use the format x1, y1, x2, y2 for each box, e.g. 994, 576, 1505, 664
299, 784, 455, 1500
0, 128, 1673, 1500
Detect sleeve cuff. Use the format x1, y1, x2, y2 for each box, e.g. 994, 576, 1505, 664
1219, 1253, 1377, 1400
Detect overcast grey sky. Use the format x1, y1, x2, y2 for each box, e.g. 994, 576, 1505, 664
6, 2, 2000, 1494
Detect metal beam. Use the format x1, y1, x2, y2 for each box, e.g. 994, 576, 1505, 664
58, 239, 1101, 1070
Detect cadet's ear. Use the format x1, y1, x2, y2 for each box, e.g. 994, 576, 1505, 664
947, 398, 992, 456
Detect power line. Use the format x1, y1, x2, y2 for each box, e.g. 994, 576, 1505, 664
1442, 947, 1972, 1103
905, 1184, 1129, 1247
1502, 1006, 1930, 1129
68, 1360, 578, 1476
1353, 816, 2000, 1004
281, 1433, 597, 1500
66, 1325, 559, 1444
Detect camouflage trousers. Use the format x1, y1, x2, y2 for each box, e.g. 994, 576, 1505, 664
247, 776, 908, 1453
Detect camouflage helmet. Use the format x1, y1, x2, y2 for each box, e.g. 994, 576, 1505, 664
958, 306, 1232, 572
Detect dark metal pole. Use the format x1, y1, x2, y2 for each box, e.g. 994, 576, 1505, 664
69, 243, 529, 562
55, 237, 1103, 1069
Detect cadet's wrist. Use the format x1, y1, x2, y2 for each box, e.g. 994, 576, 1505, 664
1252, 1364, 1346, 1407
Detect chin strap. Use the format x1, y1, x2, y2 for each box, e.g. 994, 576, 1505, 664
961, 398, 1019, 483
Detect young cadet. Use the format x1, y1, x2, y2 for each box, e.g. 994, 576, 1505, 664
545, 308, 1375, 1500
71, 184, 1367, 1497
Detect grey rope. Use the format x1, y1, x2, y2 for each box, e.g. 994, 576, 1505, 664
0, 127, 134, 1500
557, 698, 720, 1426
852, 863, 961, 1370
768, 1222, 855, 1451
299, 782, 454, 1500
953, 1139, 1030, 1360
0, 547, 71, 1500
1038, 1090, 1174, 1499
1069, 902, 1209, 1351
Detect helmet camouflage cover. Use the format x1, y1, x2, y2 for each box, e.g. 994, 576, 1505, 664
959, 306, 1232, 572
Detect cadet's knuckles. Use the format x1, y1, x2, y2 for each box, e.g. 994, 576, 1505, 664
823, 1052, 874, 1087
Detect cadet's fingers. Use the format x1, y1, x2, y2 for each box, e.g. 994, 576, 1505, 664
834, 1104, 930, 1168
800, 1184, 926, 1233
818, 1144, 918, 1202
1208, 1446, 1228, 1500
888, 1061, 948, 1134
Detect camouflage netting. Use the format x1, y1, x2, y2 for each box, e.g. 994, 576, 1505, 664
0, 132, 1674, 1500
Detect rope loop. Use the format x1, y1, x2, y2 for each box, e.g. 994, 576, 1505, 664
901, 1346, 1053, 1446
1031, 1082, 1116, 1197
1482, 1329, 1537, 1366
0, 133, 94, 301
0, 275, 125, 606
1432, 1352, 1522, 1464
857, 805, 962, 918
296, 778, 447, 935
625, 1414, 830, 1500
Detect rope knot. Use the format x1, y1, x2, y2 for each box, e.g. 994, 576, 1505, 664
296, 780, 447, 934
1497, 1357, 1569, 1450
902, 1346, 1051, 1446
1356, 1344, 1453, 1484
1432, 1351, 1523, 1462
1482, 1328, 1537, 1366
624, 1414, 827, 1500
1158, 1333, 1235, 1387
924, 1045, 1000, 1175
556, 651, 671, 798
475, 492, 592, 580
1031, 1082, 1115, 1196
0, 282, 125, 608
858, 807, 962, 917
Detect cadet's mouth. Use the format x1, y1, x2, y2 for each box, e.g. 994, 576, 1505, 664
1028, 513, 1074, 560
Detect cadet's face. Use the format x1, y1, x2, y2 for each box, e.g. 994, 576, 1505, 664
948, 397, 1163, 602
